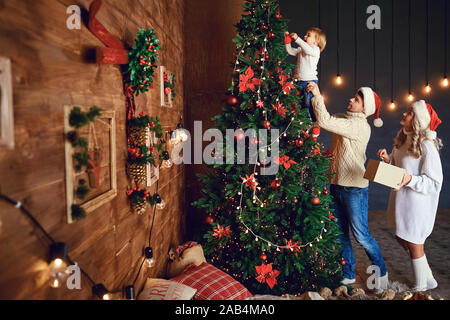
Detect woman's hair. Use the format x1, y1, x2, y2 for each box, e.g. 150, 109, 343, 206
307, 27, 327, 52
393, 113, 443, 157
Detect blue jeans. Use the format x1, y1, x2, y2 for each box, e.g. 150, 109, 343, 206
298, 80, 318, 122
330, 184, 387, 279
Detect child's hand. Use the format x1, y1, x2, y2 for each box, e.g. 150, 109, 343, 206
377, 149, 390, 163
306, 82, 320, 97
284, 31, 290, 36
290, 33, 298, 41
399, 171, 412, 188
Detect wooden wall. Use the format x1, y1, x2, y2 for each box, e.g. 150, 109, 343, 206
0, 0, 185, 299
184, 0, 245, 239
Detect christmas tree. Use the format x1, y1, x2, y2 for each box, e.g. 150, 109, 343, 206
193, 0, 343, 295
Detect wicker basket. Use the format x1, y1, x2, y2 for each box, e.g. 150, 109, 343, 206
128, 163, 147, 185
131, 201, 147, 215
129, 127, 147, 146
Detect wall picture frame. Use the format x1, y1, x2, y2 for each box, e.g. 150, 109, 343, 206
160, 65, 174, 107
0, 57, 14, 150
146, 127, 159, 187
64, 105, 117, 224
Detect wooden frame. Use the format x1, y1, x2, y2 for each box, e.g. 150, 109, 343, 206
146, 128, 159, 187
64, 105, 117, 224
0, 57, 14, 149
160, 66, 173, 107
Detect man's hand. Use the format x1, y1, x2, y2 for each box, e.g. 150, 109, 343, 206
306, 82, 321, 97
290, 32, 298, 41
399, 171, 412, 188
377, 149, 390, 163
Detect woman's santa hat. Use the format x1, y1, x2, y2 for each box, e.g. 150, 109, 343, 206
358, 87, 383, 127
412, 100, 442, 140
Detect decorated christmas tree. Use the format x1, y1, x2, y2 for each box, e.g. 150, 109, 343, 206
193, 0, 343, 295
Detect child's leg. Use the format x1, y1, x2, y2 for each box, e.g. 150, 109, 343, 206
407, 242, 438, 290
305, 80, 318, 122
395, 236, 410, 253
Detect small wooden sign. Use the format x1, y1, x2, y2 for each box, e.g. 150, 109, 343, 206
160, 66, 173, 107
64, 105, 117, 224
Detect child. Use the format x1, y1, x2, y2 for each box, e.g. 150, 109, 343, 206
284, 28, 326, 122
377, 100, 443, 292
306, 82, 388, 292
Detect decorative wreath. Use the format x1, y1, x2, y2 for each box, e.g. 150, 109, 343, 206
125, 29, 161, 96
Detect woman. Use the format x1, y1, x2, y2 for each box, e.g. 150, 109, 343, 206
377, 100, 443, 292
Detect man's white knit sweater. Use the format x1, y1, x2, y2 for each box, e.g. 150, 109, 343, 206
311, 95, 371, 188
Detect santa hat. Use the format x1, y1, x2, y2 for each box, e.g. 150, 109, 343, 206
412, 100, 442, 140
358, 87, 383, 127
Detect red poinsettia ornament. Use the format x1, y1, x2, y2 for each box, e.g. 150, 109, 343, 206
212, 224, 232, 239
255, 263, 280, 289
274, 155, 297, 170
239, 67, 262, 92
241, 173, 258, 191
272, 102, 288, 118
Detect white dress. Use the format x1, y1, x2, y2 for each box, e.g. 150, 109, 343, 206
386, 132, 443, 244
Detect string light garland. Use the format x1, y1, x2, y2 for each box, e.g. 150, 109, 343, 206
335, 0, 342, 86
390, 0, 396, 110
407, 0, 414, 102
442, 0, 448, 88
424, 0, 431, 94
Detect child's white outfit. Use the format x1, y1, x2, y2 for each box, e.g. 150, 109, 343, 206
285, 37, 320, 81
386, 130, 443, 244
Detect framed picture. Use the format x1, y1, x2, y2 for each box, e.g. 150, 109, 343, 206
146, 127, 159, 187
0, 57, 14, 149
64, 105, 117, 224
160, 66, 174, 107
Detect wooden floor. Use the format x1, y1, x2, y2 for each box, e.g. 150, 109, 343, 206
351, 209, 450, 299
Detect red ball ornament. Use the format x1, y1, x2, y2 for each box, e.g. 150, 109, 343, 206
260, 253, 267, 261
312, 138, 317, 143
226, 95, 238, 106
262, 24, 268, 30
312, 197, 320, 205
293, 198, 298, 204
313, 146, 321, 155
271, 179, 281, 190
265, 54, 269, 60
295, 138, 304, 147
341, 259, 346, 266
268, 31, 275, 38
206, 216, 214, 224
323, 188, 329, 195
264, 120, 271, 129
312, 127, 321, 137
276, 13, 282, 19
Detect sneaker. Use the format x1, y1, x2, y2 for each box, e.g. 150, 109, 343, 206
373, 272, 389, 294
341, 278, 356, 285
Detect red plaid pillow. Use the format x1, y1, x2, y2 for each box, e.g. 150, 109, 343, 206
170, 262, 253, 300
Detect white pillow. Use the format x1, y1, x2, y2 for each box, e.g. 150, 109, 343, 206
138, 278, 197, 300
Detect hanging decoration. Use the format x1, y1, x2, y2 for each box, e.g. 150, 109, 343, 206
389, 0, 396, 110
407, 0, 414, 102
424, 0, 431, 94
124, 29, 160, 96
444, 0, 449, 87
335, 0, 342, 86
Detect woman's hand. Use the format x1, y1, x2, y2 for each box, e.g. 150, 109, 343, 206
306, 82, 321, 97
290, 32, 298, 41
399, 171, 412, 188
377, 149, 390, 163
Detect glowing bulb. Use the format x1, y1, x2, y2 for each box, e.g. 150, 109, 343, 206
335, 75, 343, 85
389, 102, 396, 110
53, 258, 63, 267
442, 77, 449, 87
102, 293, 112, 300
407, 93, 414, 102
162, 159, 173, 169
425, 84, 431, 93
50, 277, 61, 288
145, 258, 155, 268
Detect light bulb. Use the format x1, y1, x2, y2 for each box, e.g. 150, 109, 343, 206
389, 102, 396, 110
156, 199, 166, 210
335, 75, 342, 85
407, 93, 414, 102
145, 257, 155, 268
162, 159, 173, 168
425, 84, 431, 93
179, 130, 188, 142
442, 77, 448, 87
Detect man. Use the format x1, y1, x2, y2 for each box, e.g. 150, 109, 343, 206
307, 82, 388, 291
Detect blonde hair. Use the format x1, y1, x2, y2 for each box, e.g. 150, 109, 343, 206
393, 113, 443, 158
307, 27, 327, 52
